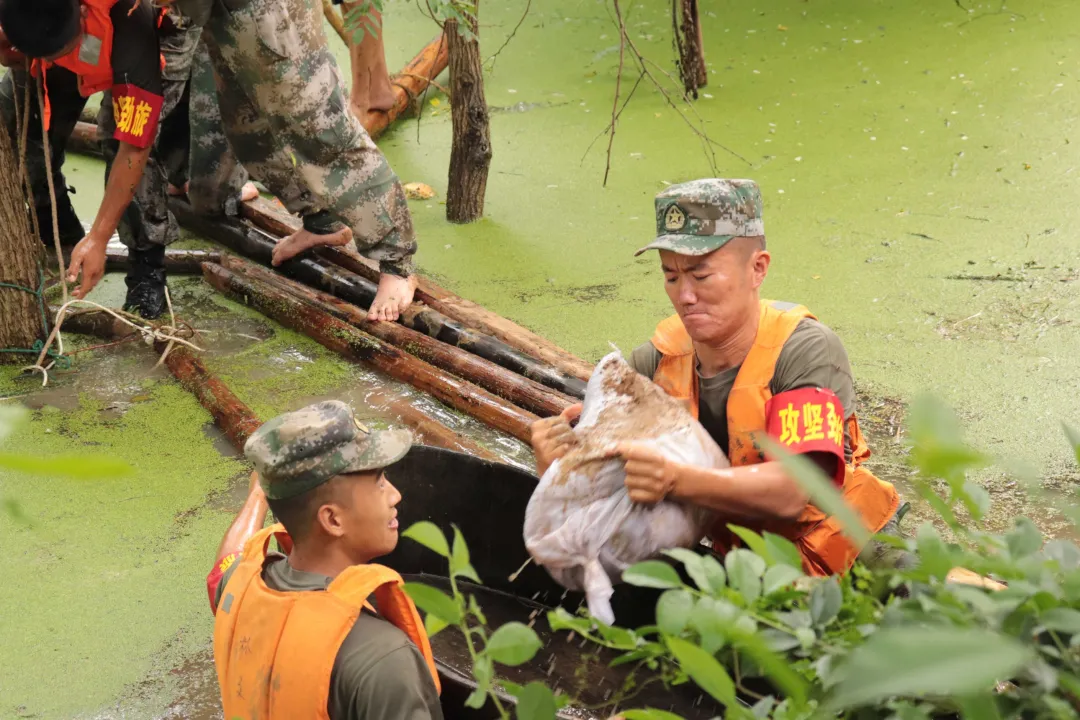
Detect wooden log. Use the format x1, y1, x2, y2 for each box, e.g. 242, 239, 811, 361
363, 386, 501, 461
219, 253, 574, 417
104, 245, 221, 274
202, 261, 540, 442
366, 34, 449, 140
62, 308, 502, 458
239, 196, 595, 382
160, 345, 264, 450
69, 121, 102, 157
171, 197, 588, 399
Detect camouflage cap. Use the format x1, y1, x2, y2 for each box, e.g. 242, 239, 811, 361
635, 178, 764, 256
243, 400, 412, 500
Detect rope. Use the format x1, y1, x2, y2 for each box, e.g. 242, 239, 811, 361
36, 72, 68, 305
0, 267, 70, 369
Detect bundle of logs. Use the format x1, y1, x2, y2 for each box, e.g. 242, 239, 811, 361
62, 34, 598, 464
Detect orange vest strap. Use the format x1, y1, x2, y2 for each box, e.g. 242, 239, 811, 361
649, 300, 900, 576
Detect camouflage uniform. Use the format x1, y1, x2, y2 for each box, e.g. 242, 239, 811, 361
197, 0, 417, 277
245, 400, 413, 499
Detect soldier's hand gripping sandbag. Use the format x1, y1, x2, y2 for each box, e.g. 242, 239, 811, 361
523, 350, 728, 625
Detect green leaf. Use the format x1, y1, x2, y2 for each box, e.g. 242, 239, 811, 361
403, 581, 462, 624
959, 480, 991, 523
728, 628, 810, 704
1041, 608, 1080, 634
701, 553, 727, 593
763, 532, 804, 570
906, 395, 989, 485
663, 548, 711, 592
1063, 422, 1080, 466
0, 453, 134, 479
402, 521, 450, 558
485, 622, 543, 667
763, 564, 803, 595
761, 437, 870, 547
515, 681, 557, 720
727, 548, 765, 604
689, 597, 731, 654
547, 606, 592, 635
464, 687, 488, 709
809, 577, 842, 627
728, 525, 770, 560
1044, 540, 1080, 571
623, 560, 683, 589
1005, 517, 1043, 559
825, 627, 1036, 711
450, 526, 482, 583
425, 613, 449, 638
621, 710, 687, 720
656, 589, 694, 635
914, 522, 954, 581
665, 635, 736, 706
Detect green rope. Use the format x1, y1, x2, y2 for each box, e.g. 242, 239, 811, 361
0, 265, 71, 370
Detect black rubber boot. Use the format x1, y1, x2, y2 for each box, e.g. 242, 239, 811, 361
34, 189, 85, 248
123, 246, 168, 320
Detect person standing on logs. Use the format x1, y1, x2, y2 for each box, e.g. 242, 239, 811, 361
530, 179, 916, 574
207, 400, 444, 719
0, 0, 184, 318
171, 0, 420, 322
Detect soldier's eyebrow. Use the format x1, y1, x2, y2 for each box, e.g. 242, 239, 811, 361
660, 261, 706, 273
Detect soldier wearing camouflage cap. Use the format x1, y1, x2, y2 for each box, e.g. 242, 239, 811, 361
206, 400, 444, 720
531, 179, 913, 576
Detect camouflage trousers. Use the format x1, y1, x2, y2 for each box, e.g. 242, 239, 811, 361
201, 0, 417, 276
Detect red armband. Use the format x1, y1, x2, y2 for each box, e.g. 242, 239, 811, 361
764, 387, 846, 486
111, 84, 163, 149
206, 551, 240, 612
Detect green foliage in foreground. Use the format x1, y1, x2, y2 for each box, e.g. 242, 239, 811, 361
403, 396, 1080, 719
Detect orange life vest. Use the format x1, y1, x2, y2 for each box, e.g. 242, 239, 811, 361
39, 0, 118, 98
213, 524, 442, 720
650, 300, 900, 576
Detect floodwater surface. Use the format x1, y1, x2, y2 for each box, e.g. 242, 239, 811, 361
4, 0, 1080, 716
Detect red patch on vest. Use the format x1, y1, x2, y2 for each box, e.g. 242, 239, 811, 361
764, 387, 845, 485
206, 552, 239, 611
111, 84, 162, 149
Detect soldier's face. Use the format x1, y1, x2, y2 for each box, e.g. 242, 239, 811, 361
334, 470, 403, 563
659, 239, 769, 345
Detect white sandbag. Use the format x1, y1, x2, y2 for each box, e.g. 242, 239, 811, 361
523, 349, 729, 625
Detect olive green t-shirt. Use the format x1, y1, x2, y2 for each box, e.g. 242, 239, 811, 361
629, 318, 857, 461
215, 555, 444, 720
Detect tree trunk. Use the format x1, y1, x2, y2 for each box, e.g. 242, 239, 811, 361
0, 115, 46, 362
445, 12, 491, 223
674, 0, 707, 98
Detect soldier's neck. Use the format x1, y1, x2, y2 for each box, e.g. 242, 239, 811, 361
694, 312, 760, 378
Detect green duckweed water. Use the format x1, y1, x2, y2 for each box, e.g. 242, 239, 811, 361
5, 0, 1080, 715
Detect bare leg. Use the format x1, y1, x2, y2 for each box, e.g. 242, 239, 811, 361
346, 7, 395, 118
271, 225, 353, 266
368, 272, 417, 322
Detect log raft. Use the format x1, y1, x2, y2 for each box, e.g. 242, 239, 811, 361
202, 261, 540, 443
171, 197, 587, 399
219, 254, 574, 417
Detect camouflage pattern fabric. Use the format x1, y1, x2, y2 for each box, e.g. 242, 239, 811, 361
200, 0, 417, 276
185, 38, 251, 216
635, 178, 765, 257
245, 400, 413, 500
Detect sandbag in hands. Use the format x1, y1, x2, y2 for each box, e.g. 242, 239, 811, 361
523, 350, 729, 625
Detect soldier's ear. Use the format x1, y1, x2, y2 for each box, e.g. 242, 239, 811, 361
751, 250, 770, 287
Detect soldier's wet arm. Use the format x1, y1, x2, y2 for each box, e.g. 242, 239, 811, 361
206, 471, 268, 612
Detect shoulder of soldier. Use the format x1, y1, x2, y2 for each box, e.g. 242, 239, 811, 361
772, 318, 856, 412
628, 340, 662, 379
778, 317, 850, 366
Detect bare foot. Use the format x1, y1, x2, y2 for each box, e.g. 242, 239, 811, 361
240, 182, 259, 202
167, 181, 189, 197
271, 225, 353, 266
367, 273, 417, 322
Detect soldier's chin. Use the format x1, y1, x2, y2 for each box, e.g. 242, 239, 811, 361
681, 313, 722, 342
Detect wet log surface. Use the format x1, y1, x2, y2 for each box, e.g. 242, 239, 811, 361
202, 261, 540, 442
219, 254, 574, 417
171, 197, 587, 400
